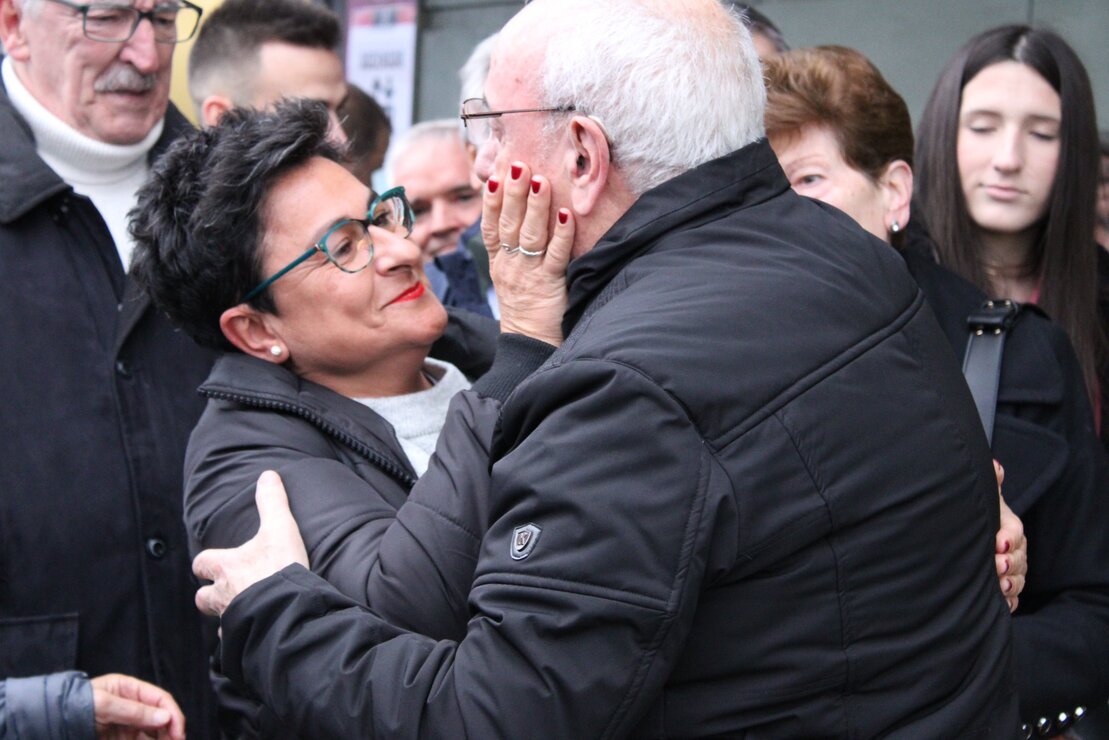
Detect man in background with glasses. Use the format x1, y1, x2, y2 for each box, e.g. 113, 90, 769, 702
0, 0, 218, 735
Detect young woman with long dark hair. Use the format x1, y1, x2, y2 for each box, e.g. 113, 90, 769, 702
915, 25, 1108, 446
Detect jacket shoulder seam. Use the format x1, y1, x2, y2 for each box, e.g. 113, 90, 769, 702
528, 355, 708, 444
715, 291, 928, 450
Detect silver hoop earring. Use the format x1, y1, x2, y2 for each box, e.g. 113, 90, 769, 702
890, 220, 901, 234
270, 346, 283, 357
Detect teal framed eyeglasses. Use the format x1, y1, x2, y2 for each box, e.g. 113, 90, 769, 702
241, 186, 414, 304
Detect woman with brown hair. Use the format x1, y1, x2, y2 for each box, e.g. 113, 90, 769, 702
764, 44, 1109, 735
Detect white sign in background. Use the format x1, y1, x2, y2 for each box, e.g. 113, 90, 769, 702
346, 1, 418, 142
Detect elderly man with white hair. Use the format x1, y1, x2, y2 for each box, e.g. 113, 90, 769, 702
193, 0, 1017, 735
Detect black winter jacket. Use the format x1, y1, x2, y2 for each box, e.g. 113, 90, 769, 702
904, 247, 1109, 725
1098, 246, 1109, 451
217, 141, 1017, 738
185, 311, 542, 735
186, 310, 517, 642
0, 72, 219, 735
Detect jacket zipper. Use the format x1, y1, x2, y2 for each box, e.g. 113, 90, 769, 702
201, 389, 418, 489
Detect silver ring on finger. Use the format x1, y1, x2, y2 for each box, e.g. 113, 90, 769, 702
500, 242, 520, 254
518, 246, 547, 257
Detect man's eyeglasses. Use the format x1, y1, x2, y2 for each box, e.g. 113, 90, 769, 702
241, 187, 415, 304
43, 0, 203, 44
460, 97, 576, 147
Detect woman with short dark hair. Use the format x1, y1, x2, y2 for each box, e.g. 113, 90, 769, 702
132, 97, 571, 628
129, 99, 572, 734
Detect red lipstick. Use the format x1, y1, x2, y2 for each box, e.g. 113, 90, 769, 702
388, 282, 425, 306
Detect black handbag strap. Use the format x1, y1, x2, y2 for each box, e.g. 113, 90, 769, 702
962, 299, 1022, 446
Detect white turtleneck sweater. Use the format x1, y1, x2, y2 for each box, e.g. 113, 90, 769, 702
3, 57, 163, 270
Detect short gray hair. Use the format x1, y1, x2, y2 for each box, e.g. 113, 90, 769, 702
459, 33, 497, 106
384, 119, 467, 187
531, 0, 765, 195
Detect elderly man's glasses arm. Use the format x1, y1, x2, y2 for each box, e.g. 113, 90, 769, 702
460, 97, 575, 146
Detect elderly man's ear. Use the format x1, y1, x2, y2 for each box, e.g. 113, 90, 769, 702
565, 115, 612, 217
0, 0, 31, 60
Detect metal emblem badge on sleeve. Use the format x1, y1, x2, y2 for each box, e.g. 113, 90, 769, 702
510, 523, 542, 560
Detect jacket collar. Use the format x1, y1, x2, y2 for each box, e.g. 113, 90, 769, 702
0, 58, 193, 226
562, 139, 787, 335
0, 64, 66, 223
199, 353, 419, 488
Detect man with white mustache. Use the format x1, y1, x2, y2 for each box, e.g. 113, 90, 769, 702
0, 0, 220, 735
95, 61, 157, 95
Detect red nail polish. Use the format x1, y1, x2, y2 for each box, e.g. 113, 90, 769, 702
558, 209, 569, 225
510, 164, 523, 180
488, 178, 499, 193
530, 178, 541, 195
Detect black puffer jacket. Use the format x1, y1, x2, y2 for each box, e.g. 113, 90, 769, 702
0, 673, 93, 740
904, 245, 1109, 727
186, 312, 551, 736
218, 141, 1017, 738
185, 310, 528, 642
1098, 246, 1109, 451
